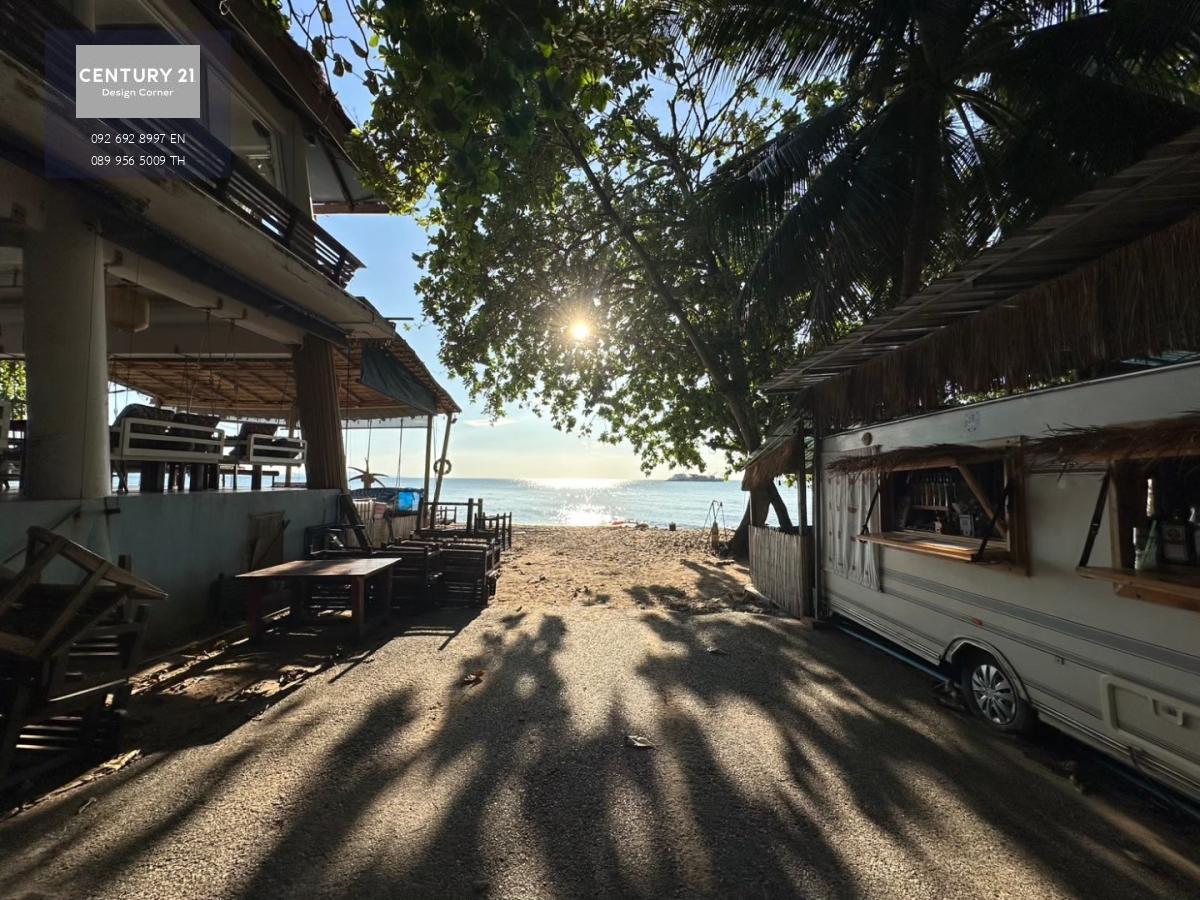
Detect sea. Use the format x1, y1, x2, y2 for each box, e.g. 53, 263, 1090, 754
371, 476, 802, 530
117, 473, 801, 529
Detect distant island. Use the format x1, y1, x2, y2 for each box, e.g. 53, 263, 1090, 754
667, 473, 723, 482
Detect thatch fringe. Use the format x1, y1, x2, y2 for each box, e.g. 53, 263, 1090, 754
823, 414, 1200, 475
741, 429, 803, 489
1027, 413, 1200, 464
809, 212, 1200, 430
825, 444, 999, 475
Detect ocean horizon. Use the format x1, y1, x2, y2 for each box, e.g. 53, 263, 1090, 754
365, 475, 802, 530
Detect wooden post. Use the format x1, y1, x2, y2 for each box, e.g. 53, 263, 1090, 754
351, 576, 366, 642
796, 423, 808, 531
810, 411, 825, 620
796, 421, 812, 615
284, 407, 297, 488
431, 412, 453, 512
422, 414, 433, 525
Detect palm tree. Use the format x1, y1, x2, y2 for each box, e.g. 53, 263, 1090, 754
348, 458, 388, 490
688, 1, 1200, 338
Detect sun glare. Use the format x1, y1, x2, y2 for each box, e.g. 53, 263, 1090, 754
569, 320, 592, 341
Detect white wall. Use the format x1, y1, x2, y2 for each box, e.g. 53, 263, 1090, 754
0, 489, 340, 646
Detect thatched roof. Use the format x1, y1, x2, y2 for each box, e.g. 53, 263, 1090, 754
821, 413, 1200, 475
763, 128, 1200, 430
825, 444, 1006, 475
741, 419, 804, 489
1027, 413, 1200, 464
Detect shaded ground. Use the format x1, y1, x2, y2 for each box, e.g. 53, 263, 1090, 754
1, 528, 1198, 898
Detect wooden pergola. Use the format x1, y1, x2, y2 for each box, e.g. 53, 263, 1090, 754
109, 338, 459, 421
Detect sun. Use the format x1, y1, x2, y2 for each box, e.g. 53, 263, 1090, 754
569, 320, 592, 342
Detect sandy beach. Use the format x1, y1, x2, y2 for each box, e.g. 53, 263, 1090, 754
498, 526, 757, 613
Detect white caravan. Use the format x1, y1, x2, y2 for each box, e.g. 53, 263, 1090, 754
818, 360, 1200, 804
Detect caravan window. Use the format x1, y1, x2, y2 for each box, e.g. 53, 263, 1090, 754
856, 455, 1026, 567
1077, 457, 1200, 612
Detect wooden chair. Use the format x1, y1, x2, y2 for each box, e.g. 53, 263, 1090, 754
404, 537, 499, 608
0, 528, 164, 788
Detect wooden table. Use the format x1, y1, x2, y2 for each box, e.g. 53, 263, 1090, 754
236, 557, 397, 642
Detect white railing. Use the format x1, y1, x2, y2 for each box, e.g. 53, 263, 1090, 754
110, 418, 226, 464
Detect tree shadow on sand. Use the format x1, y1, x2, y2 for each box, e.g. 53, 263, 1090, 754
1, 608, 1197, 899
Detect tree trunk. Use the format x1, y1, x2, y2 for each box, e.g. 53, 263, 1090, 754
726, 481, 793, 559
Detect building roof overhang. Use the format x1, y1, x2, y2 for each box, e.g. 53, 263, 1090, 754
111, 338, 459, 422
197, 0, 386, 214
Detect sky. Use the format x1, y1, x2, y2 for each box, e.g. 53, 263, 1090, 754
297, 20, 727, 482
319, 215, 725, 482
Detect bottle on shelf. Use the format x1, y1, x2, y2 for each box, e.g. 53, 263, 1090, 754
1162, 510, 1191, 565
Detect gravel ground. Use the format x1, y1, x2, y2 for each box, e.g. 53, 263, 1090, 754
1, 529, 1198, 899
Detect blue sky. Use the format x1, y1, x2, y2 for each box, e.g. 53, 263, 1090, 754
307, 28, 726, 482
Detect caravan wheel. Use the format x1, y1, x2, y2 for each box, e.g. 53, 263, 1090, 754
960, 652, 1033, 734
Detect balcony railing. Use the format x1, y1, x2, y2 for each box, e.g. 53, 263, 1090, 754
0, 0, 364, 289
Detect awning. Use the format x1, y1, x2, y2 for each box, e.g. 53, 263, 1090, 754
360, 343, 437, 414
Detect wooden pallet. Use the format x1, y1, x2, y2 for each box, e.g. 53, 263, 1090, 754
0, 527, 163, 659
0, 528, 162, 789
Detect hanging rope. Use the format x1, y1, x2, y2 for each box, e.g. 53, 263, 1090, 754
342, 346, 353, 470
121, 319, 134, 414
280, 361, 294, 427
186, 308, 211, 415
395, 419, 404, 484
205, 309, 216, 416
225, 319, 239, 414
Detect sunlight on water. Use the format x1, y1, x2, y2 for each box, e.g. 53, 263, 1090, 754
525, 477, 627, 490
558, 503, 613, 526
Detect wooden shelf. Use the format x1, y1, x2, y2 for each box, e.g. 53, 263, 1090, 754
856, 531, 1009, 564
1077, 566, 1200, 612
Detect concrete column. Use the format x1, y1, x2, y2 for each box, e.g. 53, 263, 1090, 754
22, 192, 111, 499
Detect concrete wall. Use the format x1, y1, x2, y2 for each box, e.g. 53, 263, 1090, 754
0, 489, 340, 647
